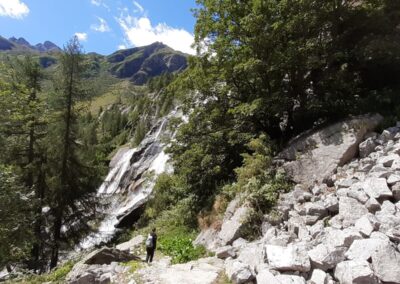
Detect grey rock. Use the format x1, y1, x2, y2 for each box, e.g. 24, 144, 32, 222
370, 231, 390, 241
378, 153, 400, 167
308, 244, 346, 271
305, 203, 327, 217
83, 247, 139, 265
116, 235, 144, 252
335, 178, 358, 189
232, 238, 248, 250
323, 195, 339, 213
347, 186, 369, 204
225, 259, 255, 284
216, 246, 236, 259
266, 244, 311, 272
392, 182, 400, 201
236, 242, 265, 272
359, 138, 377, 158
354, 214, 380, 237
385, 225, 400, 242
362, 177, 392, 199
194, 227, 220, 251
387, 174, 400, 185
279, 114, 382, 187
256, 269, 281, 284
334, 260, 378, 284
345, 239, 388, 261
338, 196, 369, 227
371, 241, 400, 283
365, 198, 381, 213
218, 205, 250, 245
380, 200, 396, 215
309, 269, 329, 284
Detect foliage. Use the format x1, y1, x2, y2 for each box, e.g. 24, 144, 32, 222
158, 233, 207, 264
0, 165, 33, 267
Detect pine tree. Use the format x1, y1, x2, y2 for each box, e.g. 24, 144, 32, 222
47, 37, 100, 268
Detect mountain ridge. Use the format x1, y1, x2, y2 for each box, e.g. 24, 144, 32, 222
0, 35, 188, 85
0, 36, 61, 53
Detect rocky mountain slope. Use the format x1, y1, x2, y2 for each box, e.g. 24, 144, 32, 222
107, 42, 187, 85
63, 113, 400, 284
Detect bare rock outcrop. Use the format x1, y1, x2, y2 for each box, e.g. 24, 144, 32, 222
279, 114, 382, 187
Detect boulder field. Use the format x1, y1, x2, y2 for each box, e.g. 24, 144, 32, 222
68, 114, 400, 283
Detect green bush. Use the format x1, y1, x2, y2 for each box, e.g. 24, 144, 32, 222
158, 234, 207, 264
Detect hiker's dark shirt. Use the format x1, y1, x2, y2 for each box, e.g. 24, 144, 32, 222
151, 232, 157, 249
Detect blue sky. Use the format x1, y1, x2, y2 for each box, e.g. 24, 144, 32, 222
0, 0, 197, 54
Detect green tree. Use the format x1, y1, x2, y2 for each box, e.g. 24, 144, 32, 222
163, 0, 400, 220
0, 165, 34, 268
46, 37, 101, 268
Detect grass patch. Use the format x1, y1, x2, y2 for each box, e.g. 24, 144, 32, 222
121, 260, 144, 273
86, 91, 121, 114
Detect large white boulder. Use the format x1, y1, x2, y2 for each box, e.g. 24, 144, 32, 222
279, 114, 382, 186
308, 244, 346, 271
265, 244, 310, 272
236, 242, 265, 272
116, 235, 144, 253
371, 241, 400, 283
309, 269, 329, 284
256, 269, 281, 284
218, 205, 250, 245
334, 260, 378, 284
225, 259, 255, 284
338, 196, 369, 227
345, 239, 388, 261
362, 178, 392, 199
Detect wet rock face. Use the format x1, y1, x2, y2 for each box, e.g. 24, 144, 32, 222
196, 120, 400, 284
80, 111, 178, 249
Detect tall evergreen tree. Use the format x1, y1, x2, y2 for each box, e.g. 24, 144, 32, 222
47, 37, 100, 268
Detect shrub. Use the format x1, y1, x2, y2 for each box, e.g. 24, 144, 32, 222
158, 234, 207, 264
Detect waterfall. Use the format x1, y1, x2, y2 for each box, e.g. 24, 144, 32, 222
79, 109, 178, 249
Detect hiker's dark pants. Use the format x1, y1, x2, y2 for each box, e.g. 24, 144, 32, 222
146, 247, 155, 263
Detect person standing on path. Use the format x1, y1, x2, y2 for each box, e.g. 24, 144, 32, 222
145, 228, 157, 263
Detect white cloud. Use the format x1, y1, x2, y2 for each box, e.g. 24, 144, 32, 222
0, 0, 29, 19
118, 44, 127, 50
117, 16, 195, 55
75, 32, 88, 42
91, 17, 110, 32
133, 1, 144, 13
90, 0, 101, 6
90, 0, 109, 10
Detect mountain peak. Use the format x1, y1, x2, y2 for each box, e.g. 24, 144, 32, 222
0, 35, 61, 53
9, 37, 30, 47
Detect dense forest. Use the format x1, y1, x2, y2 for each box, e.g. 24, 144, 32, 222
1, 0, 400, 280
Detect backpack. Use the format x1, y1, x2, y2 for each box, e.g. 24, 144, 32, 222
145, 234, 153, 248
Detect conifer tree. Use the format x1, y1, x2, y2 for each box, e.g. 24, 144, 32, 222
47, 37, 100, 268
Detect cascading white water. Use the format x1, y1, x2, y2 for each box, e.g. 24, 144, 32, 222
79, 110, 179, 249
